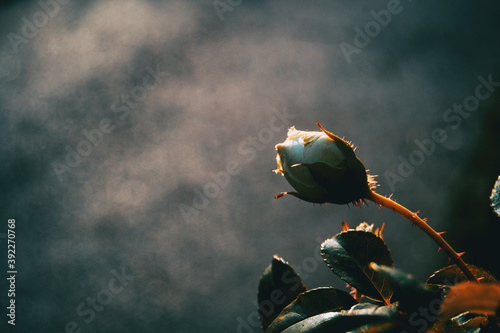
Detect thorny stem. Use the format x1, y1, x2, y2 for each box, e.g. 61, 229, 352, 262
366, 190, 479, 283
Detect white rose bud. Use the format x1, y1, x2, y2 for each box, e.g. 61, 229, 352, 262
274, 122, 374, 204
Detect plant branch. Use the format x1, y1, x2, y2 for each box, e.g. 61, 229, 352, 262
366, 190, 478, 283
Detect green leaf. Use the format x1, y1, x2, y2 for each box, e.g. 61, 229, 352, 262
371, 264, 442, 314
280, 311, 390, 333
279, 303, 398, 333
348, 302, 379, 313
349, 322, 409, 333
452, 312, 481, 325
321, 230, 394, 304
459, 317, 488, 333
439, 282, 500, 322
429, 319, 467, 333
452, 312, 488, 332
491, 175, 500, 217
350, 321, 412, 333
347, 302, 399, 317
426, 264, 498, 286
265, 287, 357, 333
258, 255, 307, 330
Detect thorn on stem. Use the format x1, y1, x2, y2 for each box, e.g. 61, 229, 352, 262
275, 192, 287, 199
342, 221, 349, 231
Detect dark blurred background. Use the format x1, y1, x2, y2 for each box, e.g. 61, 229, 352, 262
0, 1, 499, 332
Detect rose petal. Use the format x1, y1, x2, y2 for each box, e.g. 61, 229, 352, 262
303, 135, 345, 168
277, 137, 319, 189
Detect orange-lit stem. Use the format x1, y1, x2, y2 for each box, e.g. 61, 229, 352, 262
366, 190, 478, 283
